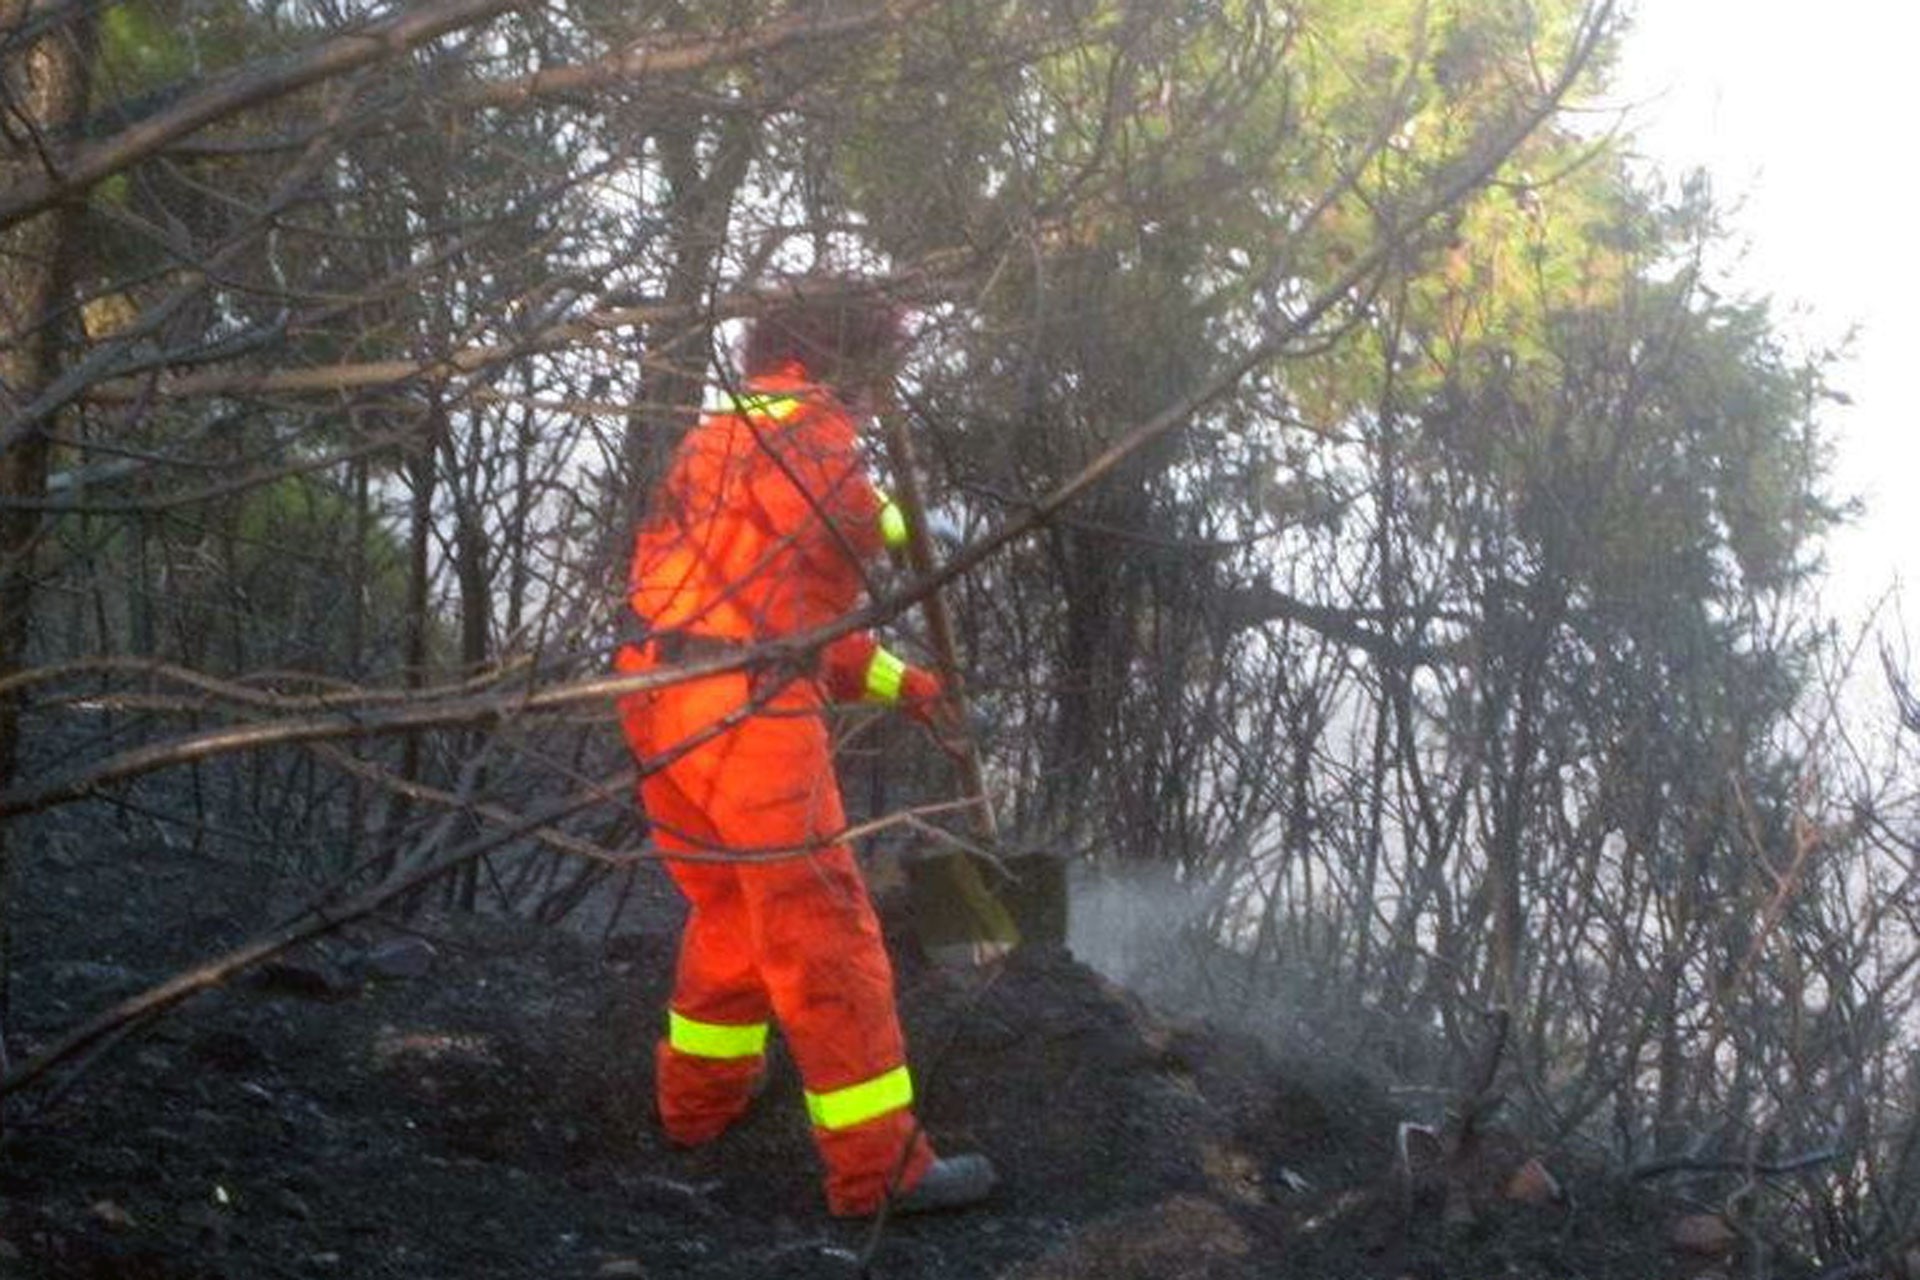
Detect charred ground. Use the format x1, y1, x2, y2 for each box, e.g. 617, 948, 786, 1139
2, 832, 1710, 1279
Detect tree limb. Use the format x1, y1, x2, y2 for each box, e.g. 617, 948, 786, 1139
0, 0, 522, 231
1, 2, 1613, 825
1632, 1148, 1844, 1181
0, 0, 913, 234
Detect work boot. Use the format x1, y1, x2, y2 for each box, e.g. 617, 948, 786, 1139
891, 1153, 996, 1215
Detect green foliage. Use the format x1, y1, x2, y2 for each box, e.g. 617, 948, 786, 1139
21, 0, 1888, 1241
789, 13, 1865, 1186
95, 0, 309, 96
225, 474, 412, 667
49, 471, 414, 674
98, 0, 196, 89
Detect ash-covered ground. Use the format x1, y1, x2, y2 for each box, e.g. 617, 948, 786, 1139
1, 830, 1702, 1279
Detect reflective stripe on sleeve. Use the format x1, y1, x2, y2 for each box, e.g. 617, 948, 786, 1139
877, 494, 910, 549
804, 1064, 914, 1131
863, 646, 907, 704
668, 1010, 770, 1060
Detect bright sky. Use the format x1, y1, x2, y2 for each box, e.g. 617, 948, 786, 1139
1612, 0, 1920, 639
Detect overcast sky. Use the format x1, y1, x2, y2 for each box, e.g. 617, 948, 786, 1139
1611, 0, 1919, 638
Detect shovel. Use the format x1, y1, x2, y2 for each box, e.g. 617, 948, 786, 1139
881, 415, 1064, 963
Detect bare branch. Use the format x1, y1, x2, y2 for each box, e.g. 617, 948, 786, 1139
0, 0, 914, 235
0, 0, 522, 231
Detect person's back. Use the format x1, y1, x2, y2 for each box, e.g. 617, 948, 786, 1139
629, 370, 881, 644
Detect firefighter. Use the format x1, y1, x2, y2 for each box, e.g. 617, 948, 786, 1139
612, 288, 996, 1218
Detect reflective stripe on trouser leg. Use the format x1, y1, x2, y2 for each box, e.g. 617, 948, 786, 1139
641, 761, 775, 1149
655, 676, 928, 1212
804, 1064, 913, 1131
668, 1009, 769, 1059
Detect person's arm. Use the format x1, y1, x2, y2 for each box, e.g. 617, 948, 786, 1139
819, 631, 948, 726
745, 406, 909, 571
745, 402, 938, 715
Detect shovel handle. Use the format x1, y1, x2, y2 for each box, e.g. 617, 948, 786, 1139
881, 416, 999, 842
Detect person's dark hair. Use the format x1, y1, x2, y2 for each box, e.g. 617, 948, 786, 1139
741, 284, 906, 394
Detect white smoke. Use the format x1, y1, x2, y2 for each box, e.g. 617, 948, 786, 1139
1065, 861, 1212, 989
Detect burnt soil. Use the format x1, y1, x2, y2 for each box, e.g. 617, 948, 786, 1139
2, 834, 1701, 1279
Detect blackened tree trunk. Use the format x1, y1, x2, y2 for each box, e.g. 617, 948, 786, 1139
619, 107, 756, 515
0, 0, 92, 1077
381, 396, 445, 879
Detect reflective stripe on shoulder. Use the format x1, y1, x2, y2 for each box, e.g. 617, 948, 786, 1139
668, 1010, 770, 1060
728, 392, 805, 422
804, 1064, 913, 1131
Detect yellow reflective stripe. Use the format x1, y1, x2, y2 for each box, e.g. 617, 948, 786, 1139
668, 1010, 769, 1060
877, 494, 910, 549
864, 646, 907, 704
729, 392, 804, 422
805, 1065, 913, 1131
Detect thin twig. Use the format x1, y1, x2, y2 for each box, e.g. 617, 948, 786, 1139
1632, 1148, 1844, 1182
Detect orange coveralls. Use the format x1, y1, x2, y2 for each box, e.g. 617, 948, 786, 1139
613, 365, 936, 1215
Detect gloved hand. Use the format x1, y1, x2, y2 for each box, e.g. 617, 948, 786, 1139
900, 666, 971, 766
899, 665, 949, 728
822, 633, 966, 749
